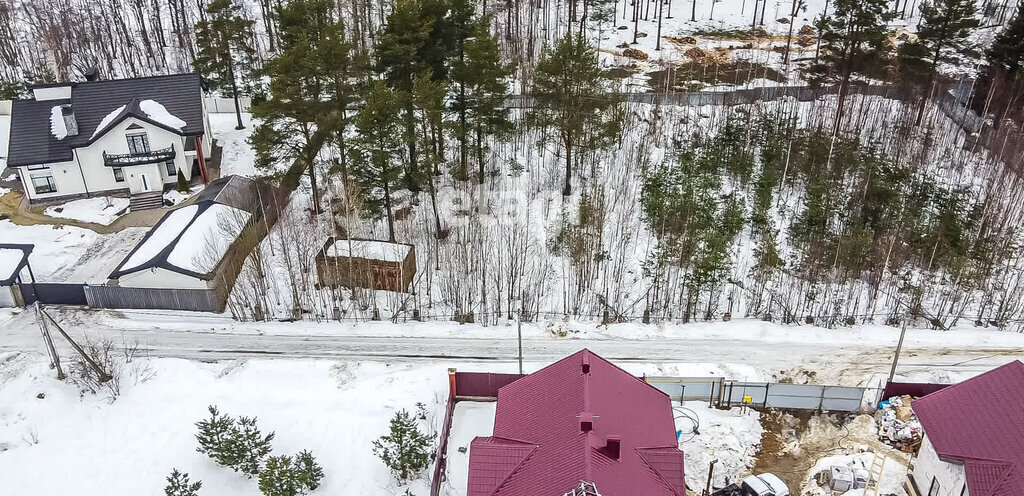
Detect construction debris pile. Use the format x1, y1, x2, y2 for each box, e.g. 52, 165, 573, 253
876, 395, 923, 452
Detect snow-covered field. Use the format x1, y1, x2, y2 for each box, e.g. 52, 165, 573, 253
0, 354, 450, 495
43, 197, 129, 225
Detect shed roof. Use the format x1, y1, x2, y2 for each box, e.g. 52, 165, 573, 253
0, 244, 34, 286
8, 73, 205, 167
913, 360, 1024, 496
467, 349, 686, 496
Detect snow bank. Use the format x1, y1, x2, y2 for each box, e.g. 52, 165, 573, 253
443, 402, 497, 496
140, 99, 186, 130
91, 105, 126, 140
0, 248, 26, 282
167, 204, 250, 274
678, 401, 764, 490
49, 105, 67, 140
121, 205, 199, 272
44, 197, 129, 226
0, 355, 449, 495
164, 185, 204, 207
326, 239, 410, 262
0, 220, 99, 280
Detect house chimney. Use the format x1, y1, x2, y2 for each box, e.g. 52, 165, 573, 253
84, 66, 100, 81
579, 412, 593, 432
606, 435, 621, 459
61, 104, 79, 137
582, 353, 591, 374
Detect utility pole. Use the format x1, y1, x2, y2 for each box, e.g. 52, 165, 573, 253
34, 303, 65, 380
887, 313, 910, 383
39, 304, 112, 383
517, 308, 524, 374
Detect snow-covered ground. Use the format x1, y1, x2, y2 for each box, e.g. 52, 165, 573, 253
0, 354, 450, 495
0, 220, 99, 280
210, 112, 257, 177
43, 197, 129, 225
803, 451, 907, 496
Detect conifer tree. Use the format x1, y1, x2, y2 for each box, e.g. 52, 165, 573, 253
196, 406, 236, 467
228, 416, 276, 478
350, 82, 406, 242
177, 169, 189, 193
372, 409, 433, 481
812, 0, 894, 134
412, 71, 447, 234
985, 7, 1024, 125
193, 0, 257, 130
164, 469, 202, 496
295, 450, 325, 491
901, 0, 980, 124
459, 16, 514, 185
529, 35, 621, 196
258, 456, 303, 496
375, 0, 435, 192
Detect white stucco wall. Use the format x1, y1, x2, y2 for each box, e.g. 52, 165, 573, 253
18, 116, 200, 201
18, 160, 85, 201
117, 267, 210, 290
913, 435, 969, 496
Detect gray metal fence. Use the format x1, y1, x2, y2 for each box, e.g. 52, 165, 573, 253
84, 285, 220, 312
645, 376, 872, 413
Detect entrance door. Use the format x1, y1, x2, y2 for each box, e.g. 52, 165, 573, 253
140, 173, 151, 192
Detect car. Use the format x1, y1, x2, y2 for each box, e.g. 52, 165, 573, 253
739, 473, 790, 496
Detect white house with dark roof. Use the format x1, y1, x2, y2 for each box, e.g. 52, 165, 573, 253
6, 73, 212, 209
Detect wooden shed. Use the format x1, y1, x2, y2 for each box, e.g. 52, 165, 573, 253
316, 237, 416, 293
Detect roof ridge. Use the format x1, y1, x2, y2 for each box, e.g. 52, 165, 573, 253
963, 458, 1015, 496
487, 444, 538, 496
916, 361, 1024, 405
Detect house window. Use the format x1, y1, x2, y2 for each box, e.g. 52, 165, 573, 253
165, 160, 177, 177
113, 167, 125, 182
928, 478, 940, 496
29, 170, 57, 194
126, 133, 150, 154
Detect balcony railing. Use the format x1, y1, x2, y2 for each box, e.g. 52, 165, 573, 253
103, 146, 176, 167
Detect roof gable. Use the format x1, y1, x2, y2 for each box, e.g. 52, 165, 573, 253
914, 361, 1024, 496
468, 350, 686, 496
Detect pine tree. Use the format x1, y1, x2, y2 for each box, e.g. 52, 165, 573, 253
177, 169, 189, 193
196, 405, 236, 467
459, 16, 515, 185
372, 409, 433, 481
350, 82, 406, 242
295, 450, 325, 491
251, 0, 336, 211
193, 0, 257, 130
412, 71, 447, 234
375, 0, 435, 192
449, 0, 477, 176
258, 456, 304, 496
812, 0, 894, 134
901, 0, 980, 124
985, 8, 1024, 126
529, 34, 621, 196
227, 416, 276, 478
164, 469, 202, 496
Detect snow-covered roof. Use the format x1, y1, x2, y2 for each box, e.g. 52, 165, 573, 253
49, 105, 68, 140
325, 239, 411, 262
110, 201, 250, 280
0, 244, 34, 286
90, 105, 127, 140
139, 99, 186, 131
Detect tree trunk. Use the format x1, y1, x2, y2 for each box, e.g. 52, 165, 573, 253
228, 50, 245, 130
383, 176, 396, 242
563, 138, 573, 196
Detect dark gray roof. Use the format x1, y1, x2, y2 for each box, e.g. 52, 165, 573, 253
8, 99, 74, 165
8, 73, 205, 167
196, 175, 274, 212
0, 243, 34, 285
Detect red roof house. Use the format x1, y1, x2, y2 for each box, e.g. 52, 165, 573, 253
909, 360, 1024, 496
467, 349, 686, 496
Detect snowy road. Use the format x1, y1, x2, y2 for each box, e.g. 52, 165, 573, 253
2, 308, 1022, 384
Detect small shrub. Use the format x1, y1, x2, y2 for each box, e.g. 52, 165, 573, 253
164, 469, 202, 496
259, 455, 303, 496
372, 409, 433, 481
195, 406, 275, 478
176, 169, 189, 193
295, 450, 324, 491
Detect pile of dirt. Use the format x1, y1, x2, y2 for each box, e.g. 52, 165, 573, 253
667, 35, 698, 45
797, 35, 816, 47
799, 24, 816, 36
622, 48, 649, 60
685, 47, 707, 60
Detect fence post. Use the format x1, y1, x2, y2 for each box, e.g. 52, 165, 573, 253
764, 383, 770, 409
448, 368, 457, 399
818, 386, 826, 413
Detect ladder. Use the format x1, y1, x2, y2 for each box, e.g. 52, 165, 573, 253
866, 452, 888, 496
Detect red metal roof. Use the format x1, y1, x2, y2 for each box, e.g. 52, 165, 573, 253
467, 349, 685, 496
912, 360, 1024, 496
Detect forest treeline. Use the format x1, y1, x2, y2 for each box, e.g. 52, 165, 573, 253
4, 0, 1024, 329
